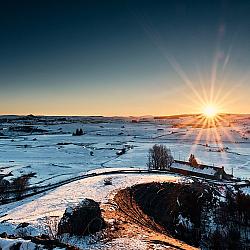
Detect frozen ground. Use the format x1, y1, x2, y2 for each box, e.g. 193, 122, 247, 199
0, 114, 249, 249
0, 114, 249, 185
0, 171, 179, 235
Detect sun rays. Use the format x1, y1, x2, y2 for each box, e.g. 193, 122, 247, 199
165, 54, 240, 162
137, 16, 247, 164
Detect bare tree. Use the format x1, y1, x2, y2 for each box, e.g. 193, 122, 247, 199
147, 144, 174, 170
0, 179, 10, 200
11, 174, 32, 199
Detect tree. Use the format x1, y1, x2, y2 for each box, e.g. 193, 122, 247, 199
189, 154, 198, 167
147, 144, 174, 170
0, 179, 10, 200
72, 128, 84, 136
11, 174, 32, 199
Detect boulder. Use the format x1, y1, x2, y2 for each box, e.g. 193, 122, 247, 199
16, 222, 29, 229
57, 199, 105, 236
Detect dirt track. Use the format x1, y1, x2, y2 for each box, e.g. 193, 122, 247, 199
104, 187, 198, 250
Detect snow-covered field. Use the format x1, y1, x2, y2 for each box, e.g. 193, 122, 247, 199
0, 115, 249, 185
0, 115, 249, 249
0, 171, 180, 235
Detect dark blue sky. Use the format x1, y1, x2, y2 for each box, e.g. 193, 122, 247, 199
1, 0, 250, 115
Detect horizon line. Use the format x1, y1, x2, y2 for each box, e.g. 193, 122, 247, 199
0, 112, 249, 118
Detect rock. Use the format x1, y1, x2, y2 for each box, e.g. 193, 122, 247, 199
57, 199, 106, 236
16, 222, 33, 237
9, 242, 22, 250
16, 222, 29, 229
0, 232, 7, 238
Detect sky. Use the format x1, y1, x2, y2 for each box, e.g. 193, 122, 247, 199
0, 0, 250, 116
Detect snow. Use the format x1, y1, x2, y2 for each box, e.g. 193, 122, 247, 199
65, 206, 74, 215
171, 162, 217, 176
64, 199, 93, 215
0, 116, 249, 187
0, 115, 249, 249
0, 238, 43, 250
177, 214, 193, 230
0, 171, 179, 236
59, 233, 150, 250
241, 186, 250, 195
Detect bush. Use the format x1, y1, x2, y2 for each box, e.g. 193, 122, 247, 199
188, 154, 198, 167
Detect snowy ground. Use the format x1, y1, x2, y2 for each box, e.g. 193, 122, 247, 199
0, 115, 249, 185
0, 171, 180, 235
0, 115, 249, 249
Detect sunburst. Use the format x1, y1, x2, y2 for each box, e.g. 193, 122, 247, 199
202, 105, 218, 118
162, 54, 241, 163
139, 17, 244, 166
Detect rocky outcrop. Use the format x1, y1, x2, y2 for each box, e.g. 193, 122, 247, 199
127, 182, 250, 249
130, 182, 215, 247
58, 199, 106, 236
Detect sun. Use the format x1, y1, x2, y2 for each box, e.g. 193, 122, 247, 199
202, 105, 218, 118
